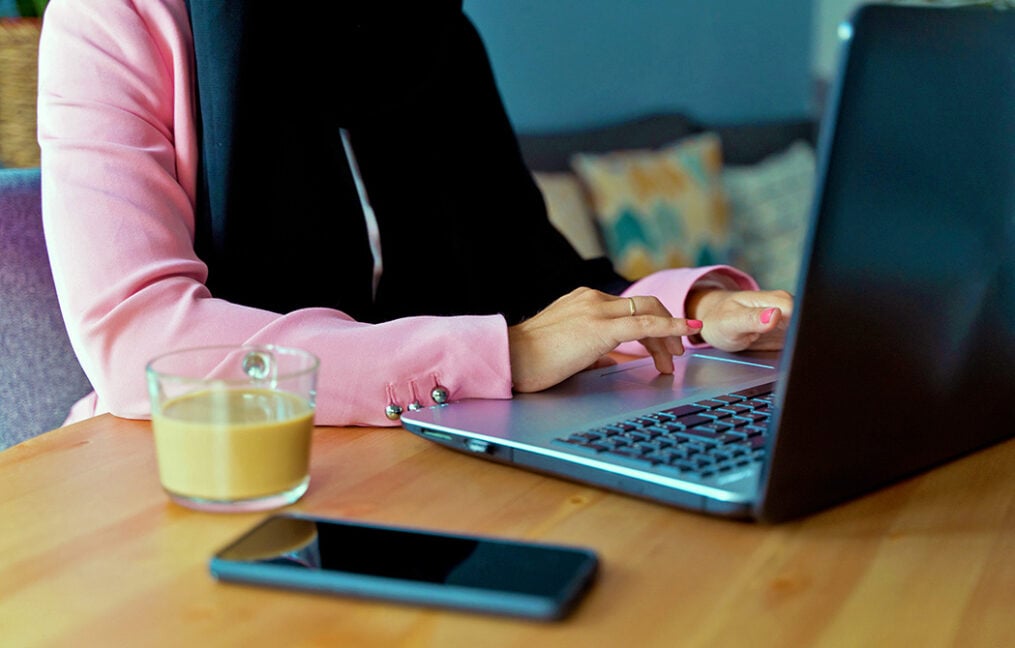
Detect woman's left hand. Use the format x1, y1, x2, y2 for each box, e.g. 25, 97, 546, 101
687, 289, 794, 352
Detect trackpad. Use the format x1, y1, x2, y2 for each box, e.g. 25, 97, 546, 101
607, 352, 778, 388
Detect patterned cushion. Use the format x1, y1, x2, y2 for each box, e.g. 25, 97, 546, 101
722, 141, 816, 292
532, 171, 604, 259
570, 133, 729, 280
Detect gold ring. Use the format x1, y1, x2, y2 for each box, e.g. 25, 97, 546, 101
628, 297, 636, 316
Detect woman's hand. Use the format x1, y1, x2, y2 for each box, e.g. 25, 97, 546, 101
508, 287, 703, 393
686, 289, 794, 352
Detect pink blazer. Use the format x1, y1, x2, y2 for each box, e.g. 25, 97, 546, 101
37, 0, 756, 427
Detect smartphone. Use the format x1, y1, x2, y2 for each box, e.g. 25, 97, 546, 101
209, 513, 599, 621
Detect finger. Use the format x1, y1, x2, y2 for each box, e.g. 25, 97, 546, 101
758, 306, 781, 330
608, 314, 699, 346
746, 307, 790, 351
603, 313, 684, 373
664, 334, 685, 356
617, 294, 673, 319
640, 337, 676, 374
729, 306, 779, 339
652, 324, 692, 365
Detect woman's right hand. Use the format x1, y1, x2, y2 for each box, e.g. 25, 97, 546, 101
507, 287, 704, 393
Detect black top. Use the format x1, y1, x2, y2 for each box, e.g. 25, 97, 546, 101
185, 1, 627, 324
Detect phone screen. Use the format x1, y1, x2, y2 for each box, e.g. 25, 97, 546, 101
210, 513, 599, 620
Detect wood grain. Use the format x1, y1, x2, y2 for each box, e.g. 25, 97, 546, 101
1, 415, 1012, 647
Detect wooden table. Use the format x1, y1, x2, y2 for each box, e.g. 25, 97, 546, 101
1, 414, 1013, 647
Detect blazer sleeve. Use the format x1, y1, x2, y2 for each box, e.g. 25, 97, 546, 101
614, 265, 760, 355
37, 0, 513, 426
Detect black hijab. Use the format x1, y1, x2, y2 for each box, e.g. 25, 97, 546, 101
185, 1, 626, 324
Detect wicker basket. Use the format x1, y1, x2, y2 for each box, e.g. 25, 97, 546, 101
0, 18, 42, 169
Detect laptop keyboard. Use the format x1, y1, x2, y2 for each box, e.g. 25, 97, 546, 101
551, 382, 775, 479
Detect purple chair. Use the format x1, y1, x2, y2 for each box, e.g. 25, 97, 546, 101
0, 168, 92, 449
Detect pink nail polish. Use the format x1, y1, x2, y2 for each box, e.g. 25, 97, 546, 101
760, 308, 777, 324
687, 319, 703, 329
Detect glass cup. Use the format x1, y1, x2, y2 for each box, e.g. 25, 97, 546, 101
146, 345, 319, 513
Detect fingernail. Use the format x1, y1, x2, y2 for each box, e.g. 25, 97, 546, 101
760, 308, 776, 324
687, 319, 703, 329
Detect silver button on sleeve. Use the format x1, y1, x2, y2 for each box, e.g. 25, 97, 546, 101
430, 386, 449, 404
384, 403, 403, 420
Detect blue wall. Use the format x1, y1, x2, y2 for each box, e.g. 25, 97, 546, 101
464, 0, 815, 133
2, 2, 814, 131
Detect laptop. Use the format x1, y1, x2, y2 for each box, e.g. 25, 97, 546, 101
400, 4, 1015, 523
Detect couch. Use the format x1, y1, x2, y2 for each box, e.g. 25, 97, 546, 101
0, 167, 93, 449
517, 112, 820, 292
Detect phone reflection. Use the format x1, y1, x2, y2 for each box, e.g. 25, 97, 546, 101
219, 516, 321, 569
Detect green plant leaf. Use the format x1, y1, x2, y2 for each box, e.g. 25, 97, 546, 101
13, 0, 47, 17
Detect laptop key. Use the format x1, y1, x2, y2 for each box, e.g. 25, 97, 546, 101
605, 422, 639, 433
682, 439, 716, 453
710, 448, 736, 461
638, 413, 674, 425
676, 414, 713, 428
712, 394, 745, 405
724, 404, 753, 415
689, 421, 735, 435
693, 455, 717, 468
631, 416, 659, 427
701, 408, 736, 420
662, 404, 707, 418
733, 383, 776, 399
694, 399, 729, 409
648, 437, 678, 451
604, 447, 659, 469
660, 460, 699, 474
647, 447, 693, 463
624, 429, 655, 443
679, 430, 743, 446
605, 436, 632, 448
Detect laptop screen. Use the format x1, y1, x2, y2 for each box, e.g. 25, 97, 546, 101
757, 4, 1015, 521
